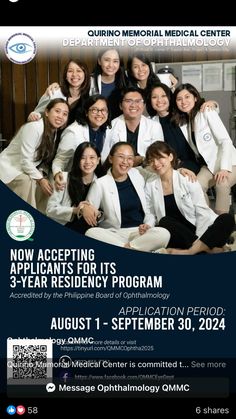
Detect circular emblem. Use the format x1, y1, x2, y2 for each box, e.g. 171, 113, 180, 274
6, 210, 35, 241
5, 33, 36, 64
58, 355, 72, 368
203, 133, 212, 141
6, 405, 16, 415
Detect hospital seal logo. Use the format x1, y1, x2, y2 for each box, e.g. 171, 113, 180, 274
6, 210, 35, 241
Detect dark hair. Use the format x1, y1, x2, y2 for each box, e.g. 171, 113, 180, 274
35, 98, 69, 166
68, 142, 101, 206
102, 141, 135, 173
145, 141, 178, 169
61, 59, 90, 98
171, 83, 205, 126
146, 82, 173, 117
120, 86, 146, 104
126, 52, 160, 97
92, 48, 127, 91
76, 94, 111, 129
60, 59, 91, 125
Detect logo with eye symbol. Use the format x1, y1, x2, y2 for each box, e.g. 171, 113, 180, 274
5, 33, 36, 64
9, 42, 33, 54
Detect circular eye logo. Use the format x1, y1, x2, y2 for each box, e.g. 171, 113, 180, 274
6, 210, 35, 241
5, 33, 36, 64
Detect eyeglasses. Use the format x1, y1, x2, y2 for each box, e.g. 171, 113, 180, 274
113, 154, 135, 162
122, 99, 144, 105
89, 107, 108, 115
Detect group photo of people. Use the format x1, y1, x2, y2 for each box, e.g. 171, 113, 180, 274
1, 48, 236, 254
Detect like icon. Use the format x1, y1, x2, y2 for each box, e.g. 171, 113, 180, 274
6, 406, 16, 415
16, 406, 25, 415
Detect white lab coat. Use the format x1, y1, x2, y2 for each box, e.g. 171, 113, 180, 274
46, 172, 97, 225
102, 114, 164, 162
86, 168, 155, 229
52, 121, 110, 175
46, 172, 73, 224
145, 169, 217, 238
33, 89, 66, 117
89, 74, 102, 95
52, 122, 90, 176
0, 119, 50, 183
180, 109, 236, 174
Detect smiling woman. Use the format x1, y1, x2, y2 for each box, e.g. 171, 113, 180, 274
28, 59, 90, 126
145, 141, 235, 254
0, 99, 69, 211
46, 142, 101, 235
51, 95, 111, 192
84, 141, 170, 251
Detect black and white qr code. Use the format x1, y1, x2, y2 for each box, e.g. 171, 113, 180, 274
7, 339, 53, 383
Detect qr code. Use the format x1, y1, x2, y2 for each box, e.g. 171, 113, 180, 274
7, 339, 53, 385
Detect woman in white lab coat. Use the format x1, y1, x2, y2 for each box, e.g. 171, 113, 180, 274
145, 141, 235, 254
52, 95, 111, 190
172, 83, 236, 214
0, 99, 69, 211
46, 142, 101, 234
28, 59, 90, 126
85, 142, 170, 251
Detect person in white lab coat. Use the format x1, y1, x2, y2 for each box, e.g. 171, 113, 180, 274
145, 141, 235, 254
28, 59, 90, 126
46, 142, 101, 234
52, 95, 111, 190
85, 142, 170, 251
102, 87, 164, 165
172, 83, 236, 214
146, 82, 219, 178
0, 99, 69, 211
